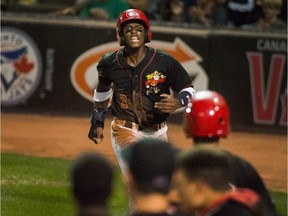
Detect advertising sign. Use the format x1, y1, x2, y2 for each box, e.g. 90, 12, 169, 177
1, 27, 42, 106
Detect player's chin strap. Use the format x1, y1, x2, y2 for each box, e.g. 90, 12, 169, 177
178, 87, 196, 107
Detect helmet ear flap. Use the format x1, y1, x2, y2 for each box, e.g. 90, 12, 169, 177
116, 27, 126, 46
144, 29, 152, 43
144, 29, 149, 43
120, 36, 126, 46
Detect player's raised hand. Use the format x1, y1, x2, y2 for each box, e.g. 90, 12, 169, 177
154, 94, 181, 113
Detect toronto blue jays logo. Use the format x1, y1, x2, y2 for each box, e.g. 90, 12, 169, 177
145, 71, 166, 94
1, 27, 42, 106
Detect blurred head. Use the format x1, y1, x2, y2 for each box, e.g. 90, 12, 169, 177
70, 152, 114, 207
262, 0, 282, 10
262, 0, 282, 19
170, 0, 184, 16
116, 9, 152, 46
183, 90, 230, 142
174, 147, 231, 212
122, 138, 178, 195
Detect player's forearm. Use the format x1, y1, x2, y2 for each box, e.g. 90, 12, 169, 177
93, 99, 110, 109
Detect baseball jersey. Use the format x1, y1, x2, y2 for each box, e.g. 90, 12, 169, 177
198, 188, 261, 216
97, 46, 193, 127
229, 154, 278, 216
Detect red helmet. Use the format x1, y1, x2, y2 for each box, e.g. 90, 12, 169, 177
183, 90, 230, 138
116, 9, 152, 46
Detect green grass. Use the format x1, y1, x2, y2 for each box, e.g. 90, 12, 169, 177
1, 153, 129, 216
1, 153, 287, 216
270, 191, 288, 216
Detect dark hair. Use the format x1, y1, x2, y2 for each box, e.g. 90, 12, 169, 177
122, 138, 178, 194
176, 147, 231, 191
70, 152, 114, 206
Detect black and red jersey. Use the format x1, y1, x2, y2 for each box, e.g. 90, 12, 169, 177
97, 46, 193, 127
197, 188, 261, 216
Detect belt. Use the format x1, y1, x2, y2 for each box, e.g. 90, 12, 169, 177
115, 118, 166, 132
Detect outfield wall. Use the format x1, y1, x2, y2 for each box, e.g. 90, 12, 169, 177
1, 13, 287, 134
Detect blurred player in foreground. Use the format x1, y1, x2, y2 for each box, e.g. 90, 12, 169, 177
174, 147, 262, 216
182, 90, 278, 216
70, 152, 114, 216
122, 138, 185, 215
88, 9, 195, 177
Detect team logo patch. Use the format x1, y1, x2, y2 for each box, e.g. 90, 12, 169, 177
126, 11, 138, 18
119, 93, 128, 109
145, 71, 166, 94
1, 27, 42, 106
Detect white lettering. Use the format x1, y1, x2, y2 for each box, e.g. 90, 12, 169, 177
7, 77, 33, 100
45, 48, 55, 91
1, 33, 24, 46
257, 39, 287, 52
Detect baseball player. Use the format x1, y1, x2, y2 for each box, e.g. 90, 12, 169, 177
88, 9, 195, 176
182, 90, 278, 216
70, 152, 114, 216
175, 147, 262, 216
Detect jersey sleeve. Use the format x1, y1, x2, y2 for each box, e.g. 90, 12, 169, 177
96, 52, 114, 87
231, 155, 278, 216
166, 55, 193, 92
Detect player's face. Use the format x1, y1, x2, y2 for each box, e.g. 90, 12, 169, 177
174, 170, 205, 213
123, 23, 145, 48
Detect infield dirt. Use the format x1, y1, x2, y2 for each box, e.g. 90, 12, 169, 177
1, 112, 287, 192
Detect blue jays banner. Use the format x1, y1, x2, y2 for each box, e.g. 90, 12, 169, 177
1, 27, 42, 106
